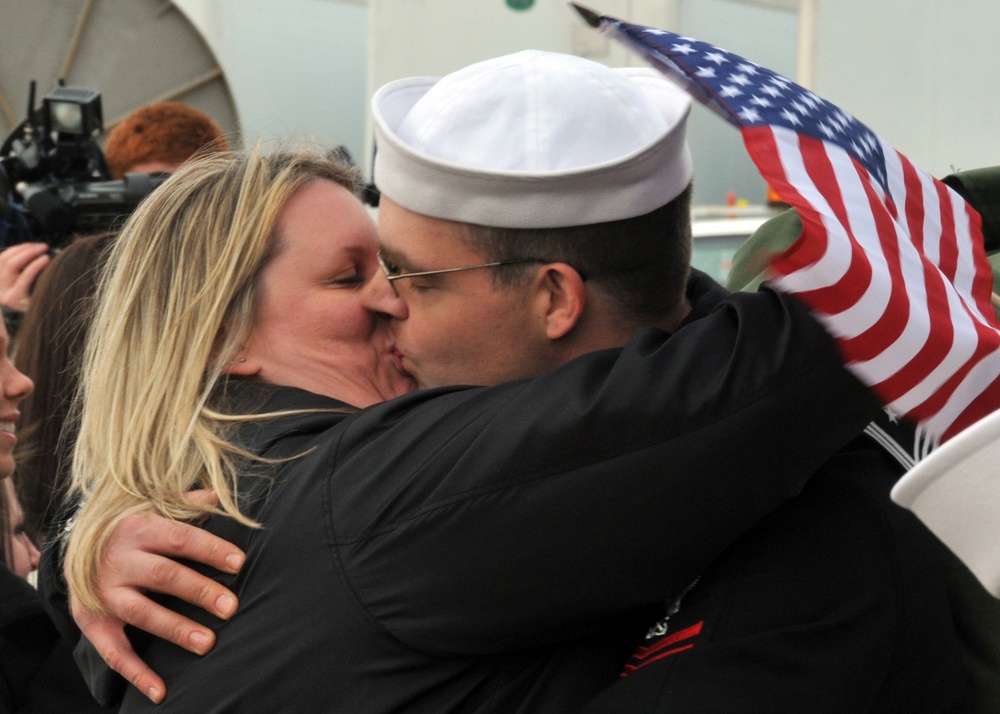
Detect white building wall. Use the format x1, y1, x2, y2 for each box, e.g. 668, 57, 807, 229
173, 0, 370, 161
814, 0, 1000, 179
173, 0, 1000, 203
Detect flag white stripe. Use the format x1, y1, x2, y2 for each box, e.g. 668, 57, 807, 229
818, 142, 893, 338
947, 185, 980, 305
608, 17, 1000, 440
925, 345, 1000, 437
887, 279, 980, 413
768, 128, 986, 426
845, 146, 933, 383
766, 130, 862, 313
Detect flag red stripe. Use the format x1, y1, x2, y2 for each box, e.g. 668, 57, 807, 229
968, 208, 995, 320
835, 160, 910, 364
613, 18, 1000, 444
779, 138, 879, 317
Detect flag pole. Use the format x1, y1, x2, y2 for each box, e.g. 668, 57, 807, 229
570, 3, 604, 28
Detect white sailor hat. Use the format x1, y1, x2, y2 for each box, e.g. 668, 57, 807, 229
371, 50, 693, 229
891, 408, 1000, 597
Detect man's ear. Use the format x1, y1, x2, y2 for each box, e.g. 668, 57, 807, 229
534, 263, 586, 340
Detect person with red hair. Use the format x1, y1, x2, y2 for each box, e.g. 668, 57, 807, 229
103, 101, 229, 180
0, 101, 230, 325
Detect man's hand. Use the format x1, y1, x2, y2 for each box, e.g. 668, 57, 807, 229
70, 499, 245, 703
0, 242, 50, 311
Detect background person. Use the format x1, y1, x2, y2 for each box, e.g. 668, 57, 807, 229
2, 479, 39, 580
0, 318, 109, 713
0, 101, 230, 329
13, 232, 114, 544
102, 101, 230, 180
5, 103, 230, 541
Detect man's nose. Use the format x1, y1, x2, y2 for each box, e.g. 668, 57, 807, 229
363, 272, 408, 320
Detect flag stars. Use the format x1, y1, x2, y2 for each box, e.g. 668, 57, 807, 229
704, 51, 729, 65
729, 73, 752, 86
819, 122, 838, 139
761, 84, 784, 98
780, 108, 802, 126
739, 107, 762, 123
736, 62, 760, 75
802, 92, 822, 109
719, 84, 744, 98
671, 43, 697, 54
695, 66, 717, 78
750, 95, 773, 108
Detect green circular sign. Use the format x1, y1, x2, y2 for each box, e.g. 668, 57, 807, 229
506, 0, 535, 10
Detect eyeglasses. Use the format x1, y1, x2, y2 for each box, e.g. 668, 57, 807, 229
376, 251, 544, 297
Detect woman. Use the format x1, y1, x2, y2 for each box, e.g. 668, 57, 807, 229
8, 101, 232, 544
0, 319, 109, 713
1, 479, 40, 579
13, 232, 114, 544
64, 148, 876, 712
67, 148, 412, 602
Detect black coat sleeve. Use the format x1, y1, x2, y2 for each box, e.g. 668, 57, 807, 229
327, 288, 882, 655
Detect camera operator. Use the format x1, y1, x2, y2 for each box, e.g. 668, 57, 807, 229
10, 102, 229, 547
0, 101, 229, 335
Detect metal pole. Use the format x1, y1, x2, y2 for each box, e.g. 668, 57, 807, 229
61, 0, 96, 81
104, 68, 224, 132
796, 0, 818, 90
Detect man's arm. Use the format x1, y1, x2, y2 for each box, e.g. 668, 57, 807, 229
64, 288, 879, 695
332, 287, 881, 653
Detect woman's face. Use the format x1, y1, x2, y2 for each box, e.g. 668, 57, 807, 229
3, 480, 39, 579
0, 321, 32, 480
230, 179, 415, 406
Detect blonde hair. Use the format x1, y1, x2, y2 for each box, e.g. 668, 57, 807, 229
66, 146, 361, 610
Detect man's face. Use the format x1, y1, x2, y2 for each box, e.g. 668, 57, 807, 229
377, 197, 557, 389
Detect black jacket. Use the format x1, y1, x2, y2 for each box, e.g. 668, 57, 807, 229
580, 276, 973, 713
581, 434, 973, 713
82, 284, 878, 713
0, 566, 110, 713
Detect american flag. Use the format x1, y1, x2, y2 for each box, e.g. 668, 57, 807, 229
574, 5, 1000, 445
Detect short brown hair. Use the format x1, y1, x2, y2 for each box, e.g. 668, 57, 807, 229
103, 101, 230, 179
464, 183, 693, 327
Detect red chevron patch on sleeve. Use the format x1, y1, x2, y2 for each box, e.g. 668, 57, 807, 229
620, 621, 704, 676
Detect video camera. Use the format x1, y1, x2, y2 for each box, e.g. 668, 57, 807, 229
0, 82, 167, 248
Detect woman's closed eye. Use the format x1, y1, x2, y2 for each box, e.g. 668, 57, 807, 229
328, 267, 365, 287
